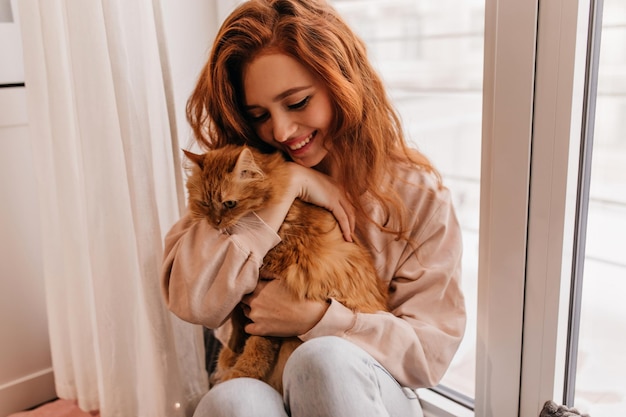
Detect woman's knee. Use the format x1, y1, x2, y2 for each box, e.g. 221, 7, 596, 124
284, 336, 369, 382
193, 378, 286, 417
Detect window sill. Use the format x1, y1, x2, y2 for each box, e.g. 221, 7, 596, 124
418, 389, 474, 417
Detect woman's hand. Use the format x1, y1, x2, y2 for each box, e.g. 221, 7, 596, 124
241, 279, 329, 337
285, 162, 355, 242
253, 162, 355, 242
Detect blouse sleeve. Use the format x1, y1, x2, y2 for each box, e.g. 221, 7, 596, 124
300, 170, 466, 388
160, 211, 281, 328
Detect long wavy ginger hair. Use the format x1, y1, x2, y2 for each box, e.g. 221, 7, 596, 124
186, 0, 440, 237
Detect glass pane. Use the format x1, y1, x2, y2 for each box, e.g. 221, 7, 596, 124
331, 0, 484, 403
574, 0, 626, 414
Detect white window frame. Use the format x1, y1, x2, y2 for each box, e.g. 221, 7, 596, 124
475, 0, 539, 414
477, 0, 591, 415
420, 0, 594, 415
519, 0, 594, 415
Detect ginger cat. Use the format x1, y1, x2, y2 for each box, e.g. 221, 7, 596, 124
184, 144, 388, 393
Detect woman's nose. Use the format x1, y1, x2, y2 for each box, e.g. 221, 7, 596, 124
272, 112, 297, 143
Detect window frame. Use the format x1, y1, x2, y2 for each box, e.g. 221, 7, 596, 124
474, 0, 591, 416
474, 0, 538, 415
519, 0, 593, 415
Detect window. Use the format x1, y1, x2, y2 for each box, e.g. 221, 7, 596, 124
335, 0, 625, 416
481, 0, 625, 415
568, 0, 626, 413
331, 0, 483, 410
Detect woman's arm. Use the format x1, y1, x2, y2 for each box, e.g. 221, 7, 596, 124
161, 163, 354, 327
299, 171, 466, 388
160, 211, 281, 328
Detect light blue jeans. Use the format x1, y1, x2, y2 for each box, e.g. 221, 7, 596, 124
193, 336, 424, 417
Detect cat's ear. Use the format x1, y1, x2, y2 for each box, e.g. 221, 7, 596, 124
183, 149, 204, 169
235, 148, 264, 180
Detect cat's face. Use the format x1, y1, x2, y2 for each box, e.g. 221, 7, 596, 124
185, 147, 271, 230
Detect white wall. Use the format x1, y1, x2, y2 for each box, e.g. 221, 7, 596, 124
159, 0, 239, 151
0, 87, 56, 414
0, 0, 56, 412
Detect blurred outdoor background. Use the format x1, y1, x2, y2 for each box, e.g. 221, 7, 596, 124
330, 0, 626, 415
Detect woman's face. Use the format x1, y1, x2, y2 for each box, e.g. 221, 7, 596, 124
242, 52, 334, 169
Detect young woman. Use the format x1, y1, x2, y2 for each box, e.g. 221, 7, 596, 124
160, 0, 466, 416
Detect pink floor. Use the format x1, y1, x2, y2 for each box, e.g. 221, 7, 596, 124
8, 400, 99, 417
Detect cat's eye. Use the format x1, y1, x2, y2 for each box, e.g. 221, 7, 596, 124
287, 96, 310, 110
223, 201, 237, 209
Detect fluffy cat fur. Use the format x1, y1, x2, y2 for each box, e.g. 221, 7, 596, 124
184, 144, 388, 393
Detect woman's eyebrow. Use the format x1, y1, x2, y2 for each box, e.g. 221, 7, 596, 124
272, 86, 312, 102
244, 85, 313, 110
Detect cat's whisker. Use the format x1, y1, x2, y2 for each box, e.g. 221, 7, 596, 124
226, 219, 260, 235
276, 231, 300, 238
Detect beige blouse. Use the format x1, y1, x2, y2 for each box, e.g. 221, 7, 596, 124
160, 162, 466, 389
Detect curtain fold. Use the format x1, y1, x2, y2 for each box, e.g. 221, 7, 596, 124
17, 0, 208, 415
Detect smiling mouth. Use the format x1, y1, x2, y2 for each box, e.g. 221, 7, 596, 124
288, 131, 315, 151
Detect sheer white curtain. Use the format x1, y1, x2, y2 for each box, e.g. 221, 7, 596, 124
16, 0, 210, 415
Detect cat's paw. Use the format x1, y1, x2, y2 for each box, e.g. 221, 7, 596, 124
214, 368, 249, 384
209, 366, 243, 387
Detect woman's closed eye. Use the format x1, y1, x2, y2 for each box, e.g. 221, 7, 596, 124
247, 96, 311, 123
287, 96, 311, 110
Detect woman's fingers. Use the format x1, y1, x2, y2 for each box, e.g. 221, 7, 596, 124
342, 193, 356, 240
331, 195, 354, 242
240, 279, 329, 336
288, 163, 355, 242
